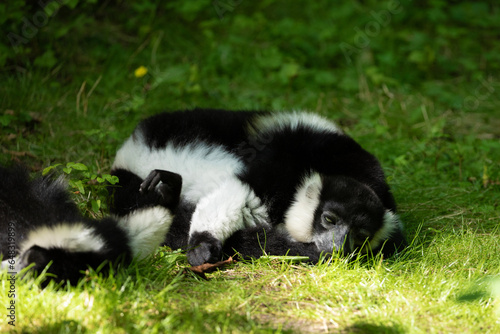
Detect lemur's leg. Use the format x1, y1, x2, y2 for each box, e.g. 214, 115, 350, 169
187, 177, 268, 266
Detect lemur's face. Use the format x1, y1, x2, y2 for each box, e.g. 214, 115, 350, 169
311, 176, 398, 256
284, 174, 400, 256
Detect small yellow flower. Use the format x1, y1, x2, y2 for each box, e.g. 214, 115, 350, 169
134, 66, 148, 78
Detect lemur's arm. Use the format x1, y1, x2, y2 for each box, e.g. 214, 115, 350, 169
187, 178, 269, 266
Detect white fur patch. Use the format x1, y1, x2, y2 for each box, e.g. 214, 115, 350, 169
115, 206, 173, 259
368, 211, 401, 250
19, 223, 106, 255
284, 173, 323, 243
190, 178, 269, 241
112, 131, 244, 204
1, 258, 19, 271
250, 111, 342, 136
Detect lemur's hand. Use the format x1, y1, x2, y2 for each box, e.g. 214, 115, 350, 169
140, 169, 182, 208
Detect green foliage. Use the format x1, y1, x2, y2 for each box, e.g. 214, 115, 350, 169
43, 162, 118, 217
2, 0, 499, 94
0, 109, 33, 131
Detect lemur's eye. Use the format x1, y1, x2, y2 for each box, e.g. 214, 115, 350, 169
322, 211, 339, 226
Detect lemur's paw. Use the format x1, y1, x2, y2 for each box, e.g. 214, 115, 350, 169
187, 231, 223, 266
139, 169, 182, 208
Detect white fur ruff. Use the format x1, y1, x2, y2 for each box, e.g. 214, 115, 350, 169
112, 131, 244, 204
284, 172, 323, 243
19, 222, 106, 255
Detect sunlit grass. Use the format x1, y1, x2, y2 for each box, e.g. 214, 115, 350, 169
2, 230, 499, 333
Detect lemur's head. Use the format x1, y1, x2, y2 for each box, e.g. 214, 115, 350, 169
284, 173, 403, 257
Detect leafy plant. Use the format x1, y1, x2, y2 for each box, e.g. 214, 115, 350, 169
43, 162, 119, 218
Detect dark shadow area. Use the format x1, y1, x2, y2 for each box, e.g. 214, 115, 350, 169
344, 322, 406, 334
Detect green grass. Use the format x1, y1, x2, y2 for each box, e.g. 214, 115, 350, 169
1, 1, 500, 333
2, 239, 499, 333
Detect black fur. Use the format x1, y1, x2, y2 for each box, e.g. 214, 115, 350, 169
223, 226, 324, 263
188, 231, 223, 265
111, 168, 181, 217
137, 108, 258, 149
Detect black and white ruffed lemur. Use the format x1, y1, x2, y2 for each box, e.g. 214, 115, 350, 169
110, 109, 407, 266
0, 164, 181, 286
